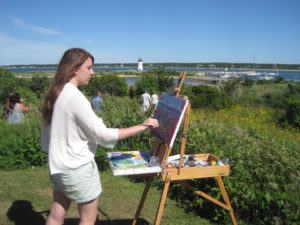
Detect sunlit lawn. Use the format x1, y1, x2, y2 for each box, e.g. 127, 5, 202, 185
0, 167, 214, 225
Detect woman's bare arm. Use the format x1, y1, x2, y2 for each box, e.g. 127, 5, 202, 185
117, 117, 159, 140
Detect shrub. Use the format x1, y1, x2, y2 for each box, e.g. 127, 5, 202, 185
135, 67, 176, 96
92, 96, 154, 170
13, 86, 41, 108
277, 84, 300, 127
28, 75, 50, 98
154, 66, 177, 93
0, 68, 17, 104
285, 94, 300, 127
221, 79, 240, 97
135, 73, 159, 96
274, 76, 285, 83
185, 85, 230, 110
85, 74, 128, 96
0, 119, 47, 169
243, 76, 254, 87
167, 108, 300, 224
261, 92, 286, 108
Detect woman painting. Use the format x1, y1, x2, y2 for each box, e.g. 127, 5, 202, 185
41, 48, 158, 225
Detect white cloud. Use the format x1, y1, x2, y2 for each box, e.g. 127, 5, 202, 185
0, 32, 138, 65
90, 49, 137, 64
0, 33, 69, 65
12, 18, 61, 35
84, 40, 93, 44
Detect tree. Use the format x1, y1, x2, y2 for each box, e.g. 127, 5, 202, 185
135, 73, 159, 96
243, 76, 254, 87
0, 68, 17, 104
185, 85, 230, 110
29, 75, 50, 98
135, 67, 176, 96
88, 75, 128, 96
285, 94, 300, 127
274, 76, 284, 83
221, 79, 240, 96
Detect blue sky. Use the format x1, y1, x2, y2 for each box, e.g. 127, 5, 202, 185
0, 0, 299, 65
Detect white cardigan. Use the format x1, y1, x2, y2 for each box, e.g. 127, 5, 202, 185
41, 83, 118, 175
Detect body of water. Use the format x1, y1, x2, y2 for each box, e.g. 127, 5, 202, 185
125, 77, 203, 86
9, 67, 300, 82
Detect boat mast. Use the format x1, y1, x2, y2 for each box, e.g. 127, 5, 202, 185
253, 54, 256, 71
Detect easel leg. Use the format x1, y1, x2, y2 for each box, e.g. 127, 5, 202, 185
132, 176, 154, 225
154, 175, 171, 225
216, 176, 238, 225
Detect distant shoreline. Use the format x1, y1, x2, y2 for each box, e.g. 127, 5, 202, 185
2, 63, 300, 71
3, 66, 300, 72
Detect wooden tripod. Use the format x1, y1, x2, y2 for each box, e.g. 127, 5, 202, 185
132, 71, 237, 225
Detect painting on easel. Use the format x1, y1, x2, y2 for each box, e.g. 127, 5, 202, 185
151, 93, 189, 148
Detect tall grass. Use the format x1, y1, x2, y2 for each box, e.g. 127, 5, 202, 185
170, 106, 300, 224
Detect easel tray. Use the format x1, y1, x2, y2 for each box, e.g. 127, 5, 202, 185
161, 153, 230, 181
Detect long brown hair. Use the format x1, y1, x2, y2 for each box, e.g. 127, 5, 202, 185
42, 48, 94, 125
8, 93, 21, 111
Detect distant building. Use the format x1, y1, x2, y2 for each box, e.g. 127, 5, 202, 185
138, 58, 143, 71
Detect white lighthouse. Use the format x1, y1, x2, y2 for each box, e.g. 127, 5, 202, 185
137, 58, 143, 71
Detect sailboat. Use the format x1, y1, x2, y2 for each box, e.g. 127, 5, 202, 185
220, 67, 242, 79
264, 63, 279, 76
246, 54, 261, 76
259, 74, 275, 80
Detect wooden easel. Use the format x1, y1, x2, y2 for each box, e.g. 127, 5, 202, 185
132, 71, 237, 225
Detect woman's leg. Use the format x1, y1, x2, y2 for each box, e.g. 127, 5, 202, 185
77, 197, 99, 225
46, 191, 71, 225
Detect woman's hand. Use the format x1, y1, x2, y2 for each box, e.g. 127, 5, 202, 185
117, 118, 159, 140
141, 117, 159, 129
20, 103, 29, 112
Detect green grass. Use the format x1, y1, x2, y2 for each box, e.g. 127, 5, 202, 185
0, 167, 214, 225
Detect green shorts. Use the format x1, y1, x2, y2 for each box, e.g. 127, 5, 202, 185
50, 159, 102, 203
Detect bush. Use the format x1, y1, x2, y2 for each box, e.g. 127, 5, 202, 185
167, 108, 300, 224
154, 66, 177, 93
285, 95, 300, 127
277, 84, 300, 127
135, 67, 176, 96
243, 76, 254, 87
85, 74, 128, 96
94, 96, 154, 170
0, 119, 47, 169
0, 68, 17, 104
28, 75, 50, 98
13, 86, 41, 108
274, 76, 285, 83
185, 85, 230, 110
221, 79, 241, 97
135, 73, 159, 96
261, 92, 286, 108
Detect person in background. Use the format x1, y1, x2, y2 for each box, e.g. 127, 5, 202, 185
41, 48, 159, 225
91, 90, 103, 113
129, 86, 134, 99
151, 91, 159, 108
141, 89, 152, 112
7, 93, 29, 124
